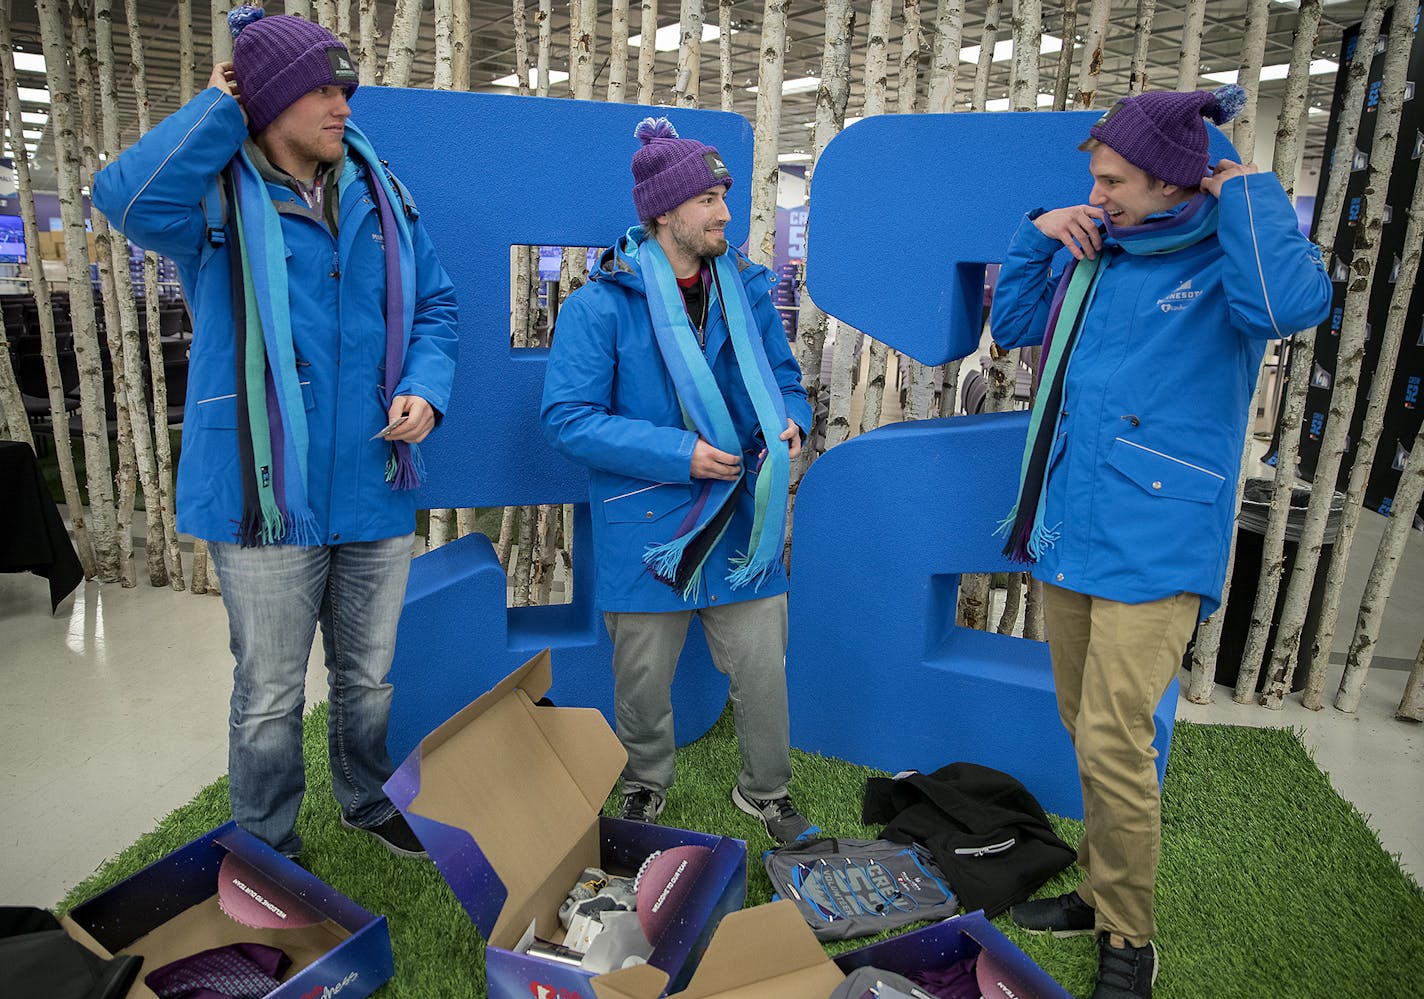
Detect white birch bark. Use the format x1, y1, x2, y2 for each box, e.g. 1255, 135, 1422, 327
1396, 636, 1424, 722
433, 0, 455, 90
211, 0, 231, 63
538, 0, 553, 96
1230, 0, 1272, 158
1271, 0, 1322, 201
925, 0, 963, 115
314, 0, 337, 32
356, 0, 381, 85
512, 0, 532, 96
452, 0, 469, 89
512, 504, 535, 605
567, 0, 594, 99
455, 507, 478, 538
1174, 0, 1206, 91
673, 0, 703, 107
383, 0, 422, 88
746, 0, 788, 268
177, 0, 194, 100
336, 0, 352, 49
1232, 0, 1333, 701
1335, 420, 1424, 713
608, 0, 629, 103
1009, 0, 1042, 114
1260, 16, 1413, 709
895, 0, 922, 115
1127, 0, 1155, 95
534, 503, 558, 603
80, 0, 138, 588
718, 0, 733, 112
1051, 1, 1076, 111
997, 572, 1022, 635
1073, 0, 1109, 110
971, 0, 1001, 112
637, 0, 658, 104
1023, 574, 1045, 640
39, 0, 121, 582
287, 1, 313, 19
427, 507, 454, 549
496, 505, 518, 569
1303, 148, 1424, 708
4, 13, 94, 573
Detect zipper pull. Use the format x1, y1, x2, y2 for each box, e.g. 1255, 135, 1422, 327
953, 837, 1017, 857
330, 249, 341, 279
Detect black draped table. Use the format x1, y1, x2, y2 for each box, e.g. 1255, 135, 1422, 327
0, 440, 84, 612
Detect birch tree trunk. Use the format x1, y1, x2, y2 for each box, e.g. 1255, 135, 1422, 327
637, 0, 658, 104
568, 0, 596, 100
608, 0, 629, 102
287, 1, 313, 19
496, 505, 518, 569
1230, 0, 1272, 158
452, 0, 469, 90
210, 0, 231, 62
177, 0, 194, 100
1397, 636, 1424, 722
1303, 122, 1424, 709
1260, 14, 1413, 709
673, 0, 703, 107
1127, 0, 1155, 94
997, 572, 1023, 635
1024, 574, 1045, 640
356, 0, 380, 85
896, 0, 922, 115
427, 507, 454, 549
314, 1, 336, 31
1232, 0, 1330, 701
78, 0, 139, 588
38, 0, 120, 581
718, 0, 733, 112
1051, 1, 1076, 111
383, 0, 421, 87
1073, 0, 1109, 110
336, 0, 352, 49
538, 0, 553, 95
746, 0, 788, 267
1009, 0, 1043, 114
924, 0, 963, 115
433, 0, 455, 90
1335, 418, 1424, 713
512, 504, 536, 605
1174, 0, 1206, 91
971, 0, 1001, 112
512, 0, 532, 96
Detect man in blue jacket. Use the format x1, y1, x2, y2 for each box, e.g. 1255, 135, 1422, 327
93, 8, 458, 860
989, 87, 1330, 998
542, 118, 815, 845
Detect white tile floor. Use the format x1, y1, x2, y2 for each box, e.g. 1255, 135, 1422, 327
2, 492, 1422, 908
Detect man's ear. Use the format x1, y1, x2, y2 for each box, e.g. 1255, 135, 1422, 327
1157, 181, 1182, 201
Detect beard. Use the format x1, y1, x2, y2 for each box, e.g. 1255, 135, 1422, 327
669, 217, 727, 261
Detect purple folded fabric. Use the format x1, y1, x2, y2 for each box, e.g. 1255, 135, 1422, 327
144, 942, 290, 999
910, 955, 981, 999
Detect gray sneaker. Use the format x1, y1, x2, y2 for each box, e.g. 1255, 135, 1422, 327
731, 786, 814, 845
619, 788, 665, 823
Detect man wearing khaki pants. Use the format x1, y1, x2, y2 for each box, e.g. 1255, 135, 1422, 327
988, 84, 1330, 999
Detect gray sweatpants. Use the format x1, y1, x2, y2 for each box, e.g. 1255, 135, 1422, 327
604, 593, 792, 799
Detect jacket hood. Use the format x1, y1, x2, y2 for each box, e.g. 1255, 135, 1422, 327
591, 225, 776, 301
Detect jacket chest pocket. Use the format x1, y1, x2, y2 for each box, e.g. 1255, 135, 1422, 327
1106, 437, 1226, 504
602, 482, 694, 524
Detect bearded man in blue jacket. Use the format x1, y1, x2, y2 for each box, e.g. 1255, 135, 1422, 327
989, 87, 1330, 998
542, 119, 816, 845
92, 8, 458, 860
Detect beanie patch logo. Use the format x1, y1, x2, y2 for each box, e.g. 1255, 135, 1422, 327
703, 151, 730, 181
327, 48, 358, 85
1094, 100, 1127, 128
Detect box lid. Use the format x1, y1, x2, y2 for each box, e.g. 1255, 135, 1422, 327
593, 901, 845, 999
385, 650, 628, 944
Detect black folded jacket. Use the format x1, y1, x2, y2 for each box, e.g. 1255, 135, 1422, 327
0, 906, 143, 999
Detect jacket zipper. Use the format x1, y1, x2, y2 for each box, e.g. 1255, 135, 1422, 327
953, 838, 1016, 857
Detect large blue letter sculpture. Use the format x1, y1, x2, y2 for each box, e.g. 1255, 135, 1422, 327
789, 113, 1239, 818
353, 90, 756, 761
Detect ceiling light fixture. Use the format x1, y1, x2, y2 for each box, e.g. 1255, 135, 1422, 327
629, 23, 728, 52
1203, 59, 1338, 85
490, 68, 570, 88
959, 35, 1064, 65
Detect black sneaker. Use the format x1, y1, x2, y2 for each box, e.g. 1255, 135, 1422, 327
1092, 935, 1158, 999
619, 788, 665, 823
1010, 890, 1097, 937
341, 811, 428, 858
731, 786, 814, 845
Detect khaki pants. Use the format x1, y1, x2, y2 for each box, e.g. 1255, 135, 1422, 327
1042, 584, 1198, 946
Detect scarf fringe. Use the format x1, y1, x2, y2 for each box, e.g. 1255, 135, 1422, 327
280, 506, 321, 547
385, 442, 426, 490
643, 532, 697, 584
727, 550, 779, 592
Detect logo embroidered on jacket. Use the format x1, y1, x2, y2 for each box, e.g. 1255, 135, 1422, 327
1155, 278, 1202, 313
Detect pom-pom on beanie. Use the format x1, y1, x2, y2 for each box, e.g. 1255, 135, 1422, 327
228, 5, 358, 135
1088, 84, 1246, 187
631, 117, 733, 222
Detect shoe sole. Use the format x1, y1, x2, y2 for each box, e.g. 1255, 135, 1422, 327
340, 815, 429, 859
1020, 925, 1096, 939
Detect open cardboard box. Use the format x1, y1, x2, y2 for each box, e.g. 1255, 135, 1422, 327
60, 822, 393, 999
592, 900, 1072, 999
386, 649, 748, 999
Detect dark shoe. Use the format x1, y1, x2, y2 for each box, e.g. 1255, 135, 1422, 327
619, 788, 665, 823
1010, 890, 1097, 937
731, 786, 815, 845
341, 811, 428, 858
1091, 935, 1158, 999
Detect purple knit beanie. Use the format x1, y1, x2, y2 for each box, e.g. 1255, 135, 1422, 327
228, 6, 358, 135
1088, 84, 1246, 187
631, 117, 733, 222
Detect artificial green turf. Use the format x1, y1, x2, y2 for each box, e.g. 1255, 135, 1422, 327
60, 709, 1424, 998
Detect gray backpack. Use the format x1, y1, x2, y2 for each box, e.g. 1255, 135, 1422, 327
763, 837, 958, 940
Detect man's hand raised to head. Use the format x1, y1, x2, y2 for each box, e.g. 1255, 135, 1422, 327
208, 62, 247, 125
1032, 205, 1106, 261
1200, 158, 1259, 199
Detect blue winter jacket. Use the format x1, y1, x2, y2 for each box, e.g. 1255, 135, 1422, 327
990, 173, 1331, 618
541, 229, 812, 613
92, 88, 458, 545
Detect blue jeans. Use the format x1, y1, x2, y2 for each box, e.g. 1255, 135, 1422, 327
209, 535, 413, 856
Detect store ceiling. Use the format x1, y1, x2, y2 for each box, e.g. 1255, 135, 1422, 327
4, 0, 1373, 193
